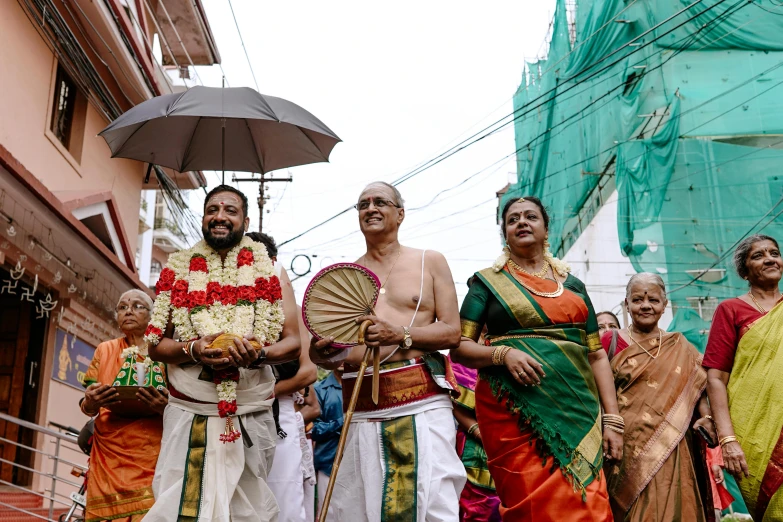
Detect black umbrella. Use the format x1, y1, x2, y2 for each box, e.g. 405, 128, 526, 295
99, 86, 341, 182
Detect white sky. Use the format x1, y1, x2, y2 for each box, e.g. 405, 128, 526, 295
191, 1, 557, 303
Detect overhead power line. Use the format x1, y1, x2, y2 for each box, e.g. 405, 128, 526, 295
227, 0, 260, 91
279, 0, 738, 247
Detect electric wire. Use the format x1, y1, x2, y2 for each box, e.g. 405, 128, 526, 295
279, 0, 745, 247
226, 0, 260, 91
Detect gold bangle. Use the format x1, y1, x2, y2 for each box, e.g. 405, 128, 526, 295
500, 346, 512, 364
467, 423, 480, 436
719, 435, 738, 447
604, 424, 624, 434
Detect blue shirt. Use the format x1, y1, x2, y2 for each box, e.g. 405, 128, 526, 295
312, 372, 343, 475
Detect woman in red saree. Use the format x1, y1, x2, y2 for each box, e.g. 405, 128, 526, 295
81, 290, 169, 522
454, 197, 622, 522
704, 234, 783, 522
600, 273, 720, 522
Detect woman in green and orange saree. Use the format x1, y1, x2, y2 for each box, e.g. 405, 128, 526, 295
705, 234, 783, 522
453, 197, 622, 521
600, 273, 719, 522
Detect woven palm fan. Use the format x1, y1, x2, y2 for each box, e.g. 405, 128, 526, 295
302, 263, 382, 522
302, 263, 381, 348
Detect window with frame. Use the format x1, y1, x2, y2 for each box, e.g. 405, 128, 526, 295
50, 66, 87, 161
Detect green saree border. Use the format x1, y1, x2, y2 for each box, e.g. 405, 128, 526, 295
477, 269, 548, 328
381, 416, 418, 521
177, 415, 207, 522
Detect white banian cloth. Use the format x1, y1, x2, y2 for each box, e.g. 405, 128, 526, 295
326, 405, 465, 521
147, 363, 279, 522
267, 395, 307, 522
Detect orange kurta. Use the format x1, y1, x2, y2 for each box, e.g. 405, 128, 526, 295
83, 338, 164, 522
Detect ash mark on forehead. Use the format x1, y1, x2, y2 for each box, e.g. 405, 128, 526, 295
207, 193, 243, 207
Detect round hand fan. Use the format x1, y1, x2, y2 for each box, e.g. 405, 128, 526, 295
302, 263, 381, 349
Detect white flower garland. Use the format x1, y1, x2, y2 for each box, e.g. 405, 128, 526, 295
143, 236, 284, 444
144, 236, 282, 344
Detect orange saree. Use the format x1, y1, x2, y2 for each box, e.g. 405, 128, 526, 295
82, 338, 164, 522
605, 332, 708, 522
462, 269, 611, 521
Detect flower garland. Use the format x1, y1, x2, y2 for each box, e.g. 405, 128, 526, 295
144, 236, 284, 443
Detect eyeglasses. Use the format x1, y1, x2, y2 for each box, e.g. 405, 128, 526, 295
354, 197, 400, 211
116, 303, 150, 313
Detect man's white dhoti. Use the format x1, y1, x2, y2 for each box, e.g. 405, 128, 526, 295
146, 364, 280, 522
327, 396, 466, 522
267, 395, 306, 521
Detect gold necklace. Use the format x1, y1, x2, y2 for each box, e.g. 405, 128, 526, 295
628, 325, 663, 359
372, 249, 402, 295
748, 290, 768, 313
508, 257, 550, 279
505, 262, 564, 298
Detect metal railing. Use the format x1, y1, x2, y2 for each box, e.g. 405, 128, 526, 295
0, 412, 87, 521
154, 217, 187, 241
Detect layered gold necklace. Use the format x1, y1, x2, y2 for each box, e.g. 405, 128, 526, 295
628, 325, 663, 359
506, 258, 564, 298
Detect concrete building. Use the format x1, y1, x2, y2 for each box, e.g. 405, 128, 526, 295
0, 0, 217, 515
136, 189, 192, 288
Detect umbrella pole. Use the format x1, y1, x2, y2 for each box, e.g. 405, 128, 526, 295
221, 118, 226, 184
318, 321, 373, 522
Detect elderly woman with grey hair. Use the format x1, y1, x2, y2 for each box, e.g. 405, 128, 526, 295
80, 288, 169, 522
704, 234, 783, 521
599, 273, 718, 522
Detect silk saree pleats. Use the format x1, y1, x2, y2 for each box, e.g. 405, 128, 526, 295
460, 268, 611, 520
476, 380, 611, 521
606, 333, 708, 521
728, 301, 783, 521
83, 338, 164, 522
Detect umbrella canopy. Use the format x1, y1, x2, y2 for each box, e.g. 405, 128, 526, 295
99, 86, 341, 173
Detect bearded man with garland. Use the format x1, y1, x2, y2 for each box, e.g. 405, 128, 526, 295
144, 185, 301, 522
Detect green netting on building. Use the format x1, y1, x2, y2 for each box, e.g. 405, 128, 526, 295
507, 0, 783, 345
510, 4, 783, 513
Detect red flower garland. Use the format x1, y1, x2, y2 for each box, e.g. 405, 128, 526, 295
237, 248, 254, 267
156, 268, 176, 294
189, 255, 208, 272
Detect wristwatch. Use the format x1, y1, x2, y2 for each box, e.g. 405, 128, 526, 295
248, 348, 268, 368
401, 326, 413, 349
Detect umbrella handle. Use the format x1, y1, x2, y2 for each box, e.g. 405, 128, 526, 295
317, 345, 373, 522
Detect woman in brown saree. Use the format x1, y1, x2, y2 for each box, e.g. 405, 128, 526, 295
600, 273, 718, 522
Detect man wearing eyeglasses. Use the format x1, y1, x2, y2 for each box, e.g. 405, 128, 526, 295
310, 182, 466, 521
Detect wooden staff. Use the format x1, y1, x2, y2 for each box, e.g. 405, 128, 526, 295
318, 320, 374, 522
